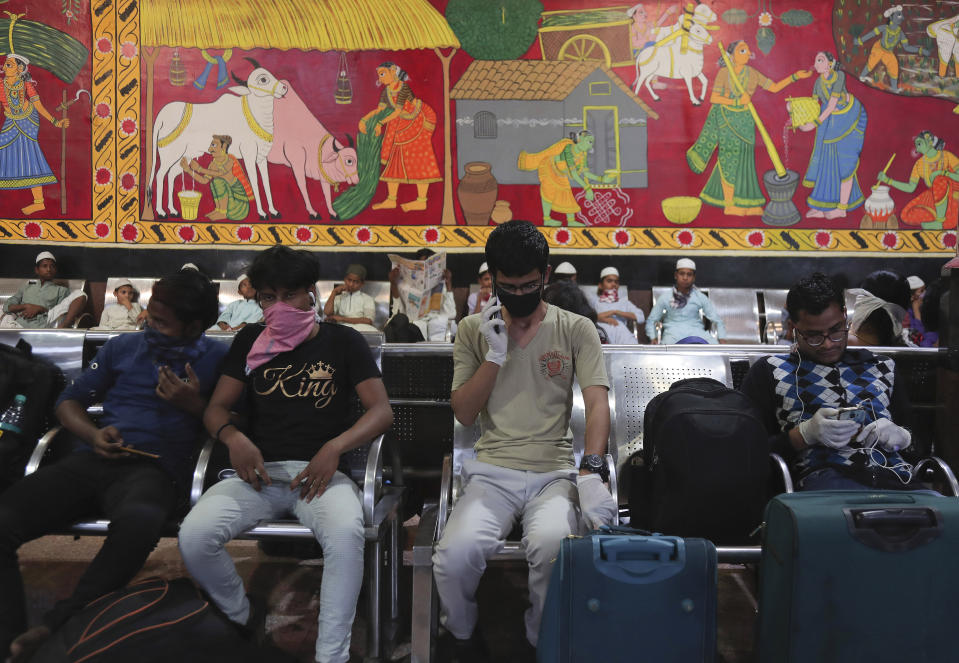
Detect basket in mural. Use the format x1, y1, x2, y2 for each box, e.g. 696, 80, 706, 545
538, 6, 634, 68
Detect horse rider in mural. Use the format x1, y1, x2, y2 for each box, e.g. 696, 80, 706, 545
686, 40, 810, 216
856, 4, 930, 94
358, 62, 441, 213
0, 38, 69, 216
878, 129, 959, 231
796, 51, 868, 219
517, 130, 615, 227
180, 135, 255, 221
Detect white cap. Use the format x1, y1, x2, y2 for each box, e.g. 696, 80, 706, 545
883, 4, 902, 17
555, 261, 577, 275
35, 251, 56, 264
907, 275, 924, 290
237, 273, 250, 286
600, 266, 619, 279
478, 262, 489, 275
113, 278, 133, 290
676, 258, 696, 271
181, 262, 199, 271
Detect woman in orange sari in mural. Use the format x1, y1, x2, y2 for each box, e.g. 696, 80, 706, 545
878, 130, 959, 230
358, 62, 441, 212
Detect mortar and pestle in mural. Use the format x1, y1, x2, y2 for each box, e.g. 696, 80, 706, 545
1, 0, 958, 254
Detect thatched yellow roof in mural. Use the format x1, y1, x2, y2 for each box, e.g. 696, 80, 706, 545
141, 0, 460, 51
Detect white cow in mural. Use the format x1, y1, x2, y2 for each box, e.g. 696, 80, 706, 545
927, 14, 959, 77
148, 58, 288, 220
633, 22, 715, 106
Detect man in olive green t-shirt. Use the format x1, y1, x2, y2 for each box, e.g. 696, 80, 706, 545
0, 251, 87, 329
433, 221, 616, 660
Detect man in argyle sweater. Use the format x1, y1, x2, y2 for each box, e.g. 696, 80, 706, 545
740, 272, 914, 491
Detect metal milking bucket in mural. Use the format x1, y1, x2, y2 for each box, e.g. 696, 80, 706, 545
335, 52, 352, 105
177, 169, 201, 221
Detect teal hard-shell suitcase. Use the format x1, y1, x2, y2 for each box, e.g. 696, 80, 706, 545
538, 528, 717, 663
757, 490, 959, 662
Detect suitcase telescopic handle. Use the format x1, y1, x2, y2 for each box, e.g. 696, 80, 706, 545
844, 507, 942, 553
593, 536, 687, 583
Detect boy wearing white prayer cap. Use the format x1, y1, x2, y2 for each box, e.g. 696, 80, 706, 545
214, 274, 263, 331
0, 251, 87, 328
590, 266, 644, 344
98, 279, 147, 330
467, 261, 493, 314
645, 257, 727, 344
553, 261, 577, 282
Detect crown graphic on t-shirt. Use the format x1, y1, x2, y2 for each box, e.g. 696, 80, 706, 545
307, 361, 334, 380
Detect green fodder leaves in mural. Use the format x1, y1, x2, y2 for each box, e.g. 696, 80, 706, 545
539, 8, 627, 27
780, 9, 814, 27
332, 108, 390, 221
445, 0, 543, 61
0, 16, 88, 83
722, 9, 749, 25
756, 26, 776, 55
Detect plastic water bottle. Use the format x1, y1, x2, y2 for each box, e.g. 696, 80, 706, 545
0, 394, 26, 437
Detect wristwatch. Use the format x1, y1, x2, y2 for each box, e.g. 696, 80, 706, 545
580, 454, 609, 482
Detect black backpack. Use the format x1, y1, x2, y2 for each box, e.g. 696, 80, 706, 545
32, 577, 258, 663
0, 340, 63, 488
628, 377, 769, 545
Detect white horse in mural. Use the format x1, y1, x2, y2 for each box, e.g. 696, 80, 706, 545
633, 22, 714, 106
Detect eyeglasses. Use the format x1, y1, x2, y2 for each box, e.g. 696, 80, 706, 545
495, 278, 543, 295
794, 322, 850, 347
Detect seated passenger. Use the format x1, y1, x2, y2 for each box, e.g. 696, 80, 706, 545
551, 261, 577, 283
97, 279, 146, 330
589, 266, 644, 345
646, 258, 726, 344
466, 262, 492, 315
0, 251, 86, 329
0, 270, 225, 661
433, 221, 615, 659
903, 275, 927, 346
323, 264, 378, 333
178, 246, 393, 663
740, 272, 916, 491
215, 274, 262, 331
385, 248, 456, 342
848, 270, 911, 347
543, 280, 607, 343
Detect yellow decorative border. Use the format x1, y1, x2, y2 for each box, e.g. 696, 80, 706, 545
116, 0, 141, 232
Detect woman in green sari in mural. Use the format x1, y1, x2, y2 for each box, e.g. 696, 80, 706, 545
687, 41, 810, 215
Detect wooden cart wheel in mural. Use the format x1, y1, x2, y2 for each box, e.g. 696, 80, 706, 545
557, 35, 611, 67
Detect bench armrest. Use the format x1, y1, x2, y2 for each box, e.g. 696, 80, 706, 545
437, 454, 453, 541
25, 426, 64, 476
915, 456, 959, 496
769, 452, 794, 494
363, 434, 385, 526
191, 438, 216, 507
605, 453, 619, 526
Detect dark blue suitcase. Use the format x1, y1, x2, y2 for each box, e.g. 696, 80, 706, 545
538, 528, 717, 663
757, 490, 959, 662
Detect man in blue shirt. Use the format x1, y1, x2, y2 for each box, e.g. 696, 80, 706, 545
0, 270, 226, 662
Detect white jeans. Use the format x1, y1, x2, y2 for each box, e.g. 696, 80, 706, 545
178, 461, 364, 663
432, 458, 579, 646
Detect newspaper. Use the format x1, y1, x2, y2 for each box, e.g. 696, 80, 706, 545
389, 252, 447, 321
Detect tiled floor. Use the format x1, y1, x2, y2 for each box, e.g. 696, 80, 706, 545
17, 530, 758, 662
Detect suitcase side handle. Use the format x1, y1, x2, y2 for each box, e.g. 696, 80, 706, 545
592, 536, 687, 583
843, 507, 942, 553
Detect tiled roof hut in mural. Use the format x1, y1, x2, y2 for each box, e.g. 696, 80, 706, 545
451, 61, 657, 189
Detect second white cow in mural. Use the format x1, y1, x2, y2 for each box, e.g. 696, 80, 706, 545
634, 21, 715, 106
148, 58, 288, 220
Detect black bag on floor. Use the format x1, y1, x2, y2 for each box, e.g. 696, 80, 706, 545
629, 377, 769, 544
32, 577, 257, 663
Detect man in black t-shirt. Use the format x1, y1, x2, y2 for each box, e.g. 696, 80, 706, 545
178, 247, 393, 663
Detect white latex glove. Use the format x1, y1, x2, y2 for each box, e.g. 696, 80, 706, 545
798, 407, 860, 450
480, 301, 507, 365
576, 473, 617, 530
856, 417, 911, 452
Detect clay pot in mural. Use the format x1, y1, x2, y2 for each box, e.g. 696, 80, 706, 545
458, 162, 498, 226
490, 200, 512, 225
864, 185, 896, 225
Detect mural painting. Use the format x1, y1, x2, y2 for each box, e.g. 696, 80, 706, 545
0, 0, 958, 255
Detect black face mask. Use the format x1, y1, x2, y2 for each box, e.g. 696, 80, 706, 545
496, 283, 542, 318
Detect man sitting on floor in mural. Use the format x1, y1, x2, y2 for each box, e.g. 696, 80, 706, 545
687, 40, 810, 216
0, 251, 87, 329
855, 5, 929, 94
878, 129, 959, 231
740, 272, 916, 492
433, 220, 616, 661
180, 135, 254, 221
0, 270, 225, 662
517, 130, 615, 228
179, 246, 393, 663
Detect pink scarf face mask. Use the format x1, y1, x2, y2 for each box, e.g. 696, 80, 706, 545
598, 288, 619, 304
246, 300, 316, 374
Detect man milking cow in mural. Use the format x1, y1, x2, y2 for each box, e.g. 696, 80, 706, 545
180, 135, 255, 221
